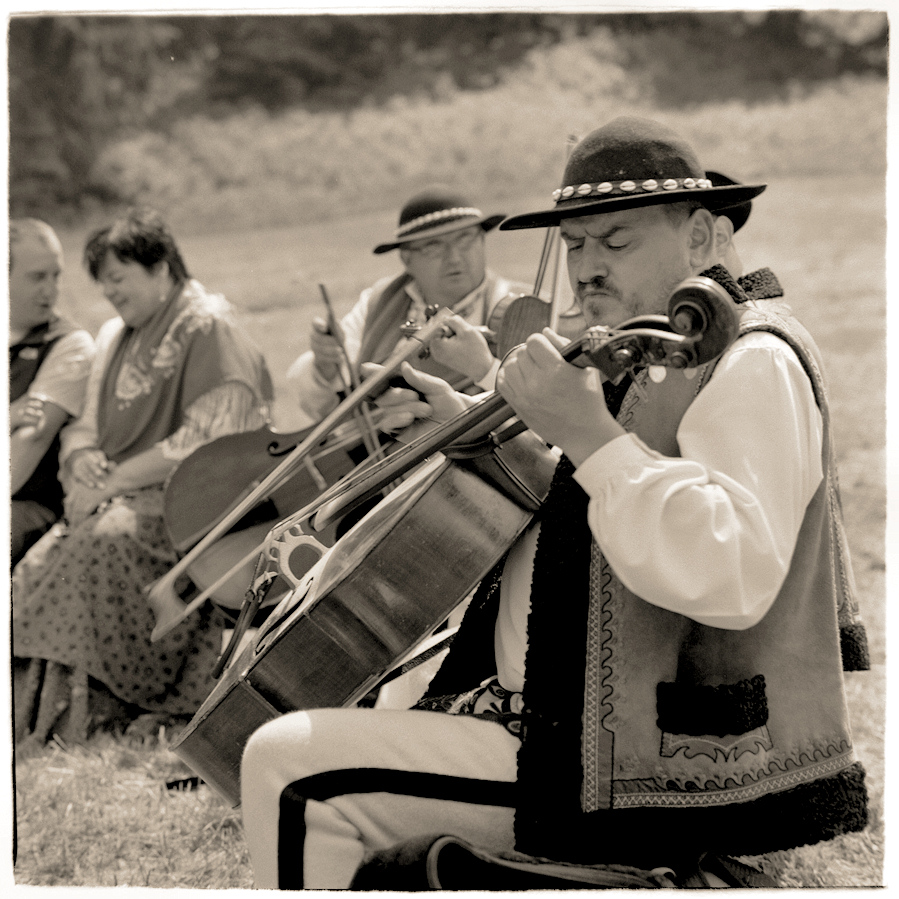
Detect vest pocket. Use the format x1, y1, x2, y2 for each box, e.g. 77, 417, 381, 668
656, 674, 772, 761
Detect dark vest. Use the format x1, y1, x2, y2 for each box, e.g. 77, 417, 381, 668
9, 316, 78, 515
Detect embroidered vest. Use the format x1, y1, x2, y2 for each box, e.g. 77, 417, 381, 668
514, 275, 868, 867
9, 316, 78, 515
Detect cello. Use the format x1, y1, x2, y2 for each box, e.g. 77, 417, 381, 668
170, 275, 741, 807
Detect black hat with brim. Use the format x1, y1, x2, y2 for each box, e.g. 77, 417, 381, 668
374, 186, 504, 254
500, 117, 765, 231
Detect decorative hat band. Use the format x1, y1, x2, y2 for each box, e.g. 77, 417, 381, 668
396, 207, 484, 237
552, 177, 714, 203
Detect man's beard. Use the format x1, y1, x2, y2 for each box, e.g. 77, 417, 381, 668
578, 270, 694, 323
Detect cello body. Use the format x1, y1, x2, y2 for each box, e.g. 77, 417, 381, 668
171, 430, 557, 806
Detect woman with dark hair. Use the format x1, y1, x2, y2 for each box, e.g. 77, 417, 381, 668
13, 208, 274, 746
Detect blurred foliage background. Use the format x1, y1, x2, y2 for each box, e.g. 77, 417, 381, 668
7, 10, 889, 230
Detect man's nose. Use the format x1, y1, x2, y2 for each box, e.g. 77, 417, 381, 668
40, 277, 59, 301
573, 237, 609, 281
442, 242, 464, 262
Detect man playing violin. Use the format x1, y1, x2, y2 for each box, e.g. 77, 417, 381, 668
286, 185, 534, 423
240, 116, 868, 888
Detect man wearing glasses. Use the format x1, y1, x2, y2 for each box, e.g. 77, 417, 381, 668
287, 186, 531, 424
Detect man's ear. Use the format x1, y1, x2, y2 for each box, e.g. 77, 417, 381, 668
713, 214, 735, 259
687, 207, 718, 270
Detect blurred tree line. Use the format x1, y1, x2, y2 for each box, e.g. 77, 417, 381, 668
8, 10, 888, 217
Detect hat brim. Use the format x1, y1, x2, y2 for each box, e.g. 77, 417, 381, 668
373, 214, 505, 254
499, 184, 766, 231
712, 199, 751, 233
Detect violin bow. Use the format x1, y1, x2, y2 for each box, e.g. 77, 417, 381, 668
319, 283, 383, 460
547, 134, 578, 333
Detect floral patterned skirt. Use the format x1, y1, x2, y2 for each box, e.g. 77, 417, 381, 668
12, 486, 226, 718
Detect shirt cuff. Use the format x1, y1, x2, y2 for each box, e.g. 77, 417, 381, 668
572, 432, 654, 498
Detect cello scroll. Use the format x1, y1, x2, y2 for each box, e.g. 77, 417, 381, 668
577, 276, 740, 381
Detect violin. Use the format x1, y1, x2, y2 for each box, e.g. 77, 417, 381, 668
170, 274, 741, 807
486, 293, 585, 358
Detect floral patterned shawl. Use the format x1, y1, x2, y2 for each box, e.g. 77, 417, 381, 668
97, 279, 272, 464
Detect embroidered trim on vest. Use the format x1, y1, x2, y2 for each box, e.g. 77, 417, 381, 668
582, 541, 615, 812
656, 674, 768, 737
515, 762, 868, 868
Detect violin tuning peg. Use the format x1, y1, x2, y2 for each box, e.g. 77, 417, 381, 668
683, 367, 699, 381
648, 365, 667, 384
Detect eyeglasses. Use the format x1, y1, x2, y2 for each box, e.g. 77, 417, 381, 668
405, 228, 482, 260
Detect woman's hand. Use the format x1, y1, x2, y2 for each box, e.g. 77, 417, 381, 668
67, 447, 116, 489
64, 481, 113, 527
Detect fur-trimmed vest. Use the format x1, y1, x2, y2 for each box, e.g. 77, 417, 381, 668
9, 315, 78, 515
425, 267, 868, 870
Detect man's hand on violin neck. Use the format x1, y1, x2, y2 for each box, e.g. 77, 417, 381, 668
429, 314, 494, 383
310, 315, 344, 382
361, 361, 472, 435
497, 329, 625, 468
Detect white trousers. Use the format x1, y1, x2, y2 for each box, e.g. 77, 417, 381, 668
240, 707, 520, 889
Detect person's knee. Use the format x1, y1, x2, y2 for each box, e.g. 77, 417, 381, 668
243, 718, 285, 776
241, 712, 314, 795
10, 500, 56, 567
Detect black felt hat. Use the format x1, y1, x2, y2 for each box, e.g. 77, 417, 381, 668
374, 186, 505, 254
500, 117, 766, 230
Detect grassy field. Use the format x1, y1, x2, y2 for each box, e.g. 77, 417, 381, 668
10, 169, 886, 889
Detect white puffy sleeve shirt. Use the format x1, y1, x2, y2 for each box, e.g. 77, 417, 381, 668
495, 331, 825, 695
573, 330, 824, 630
